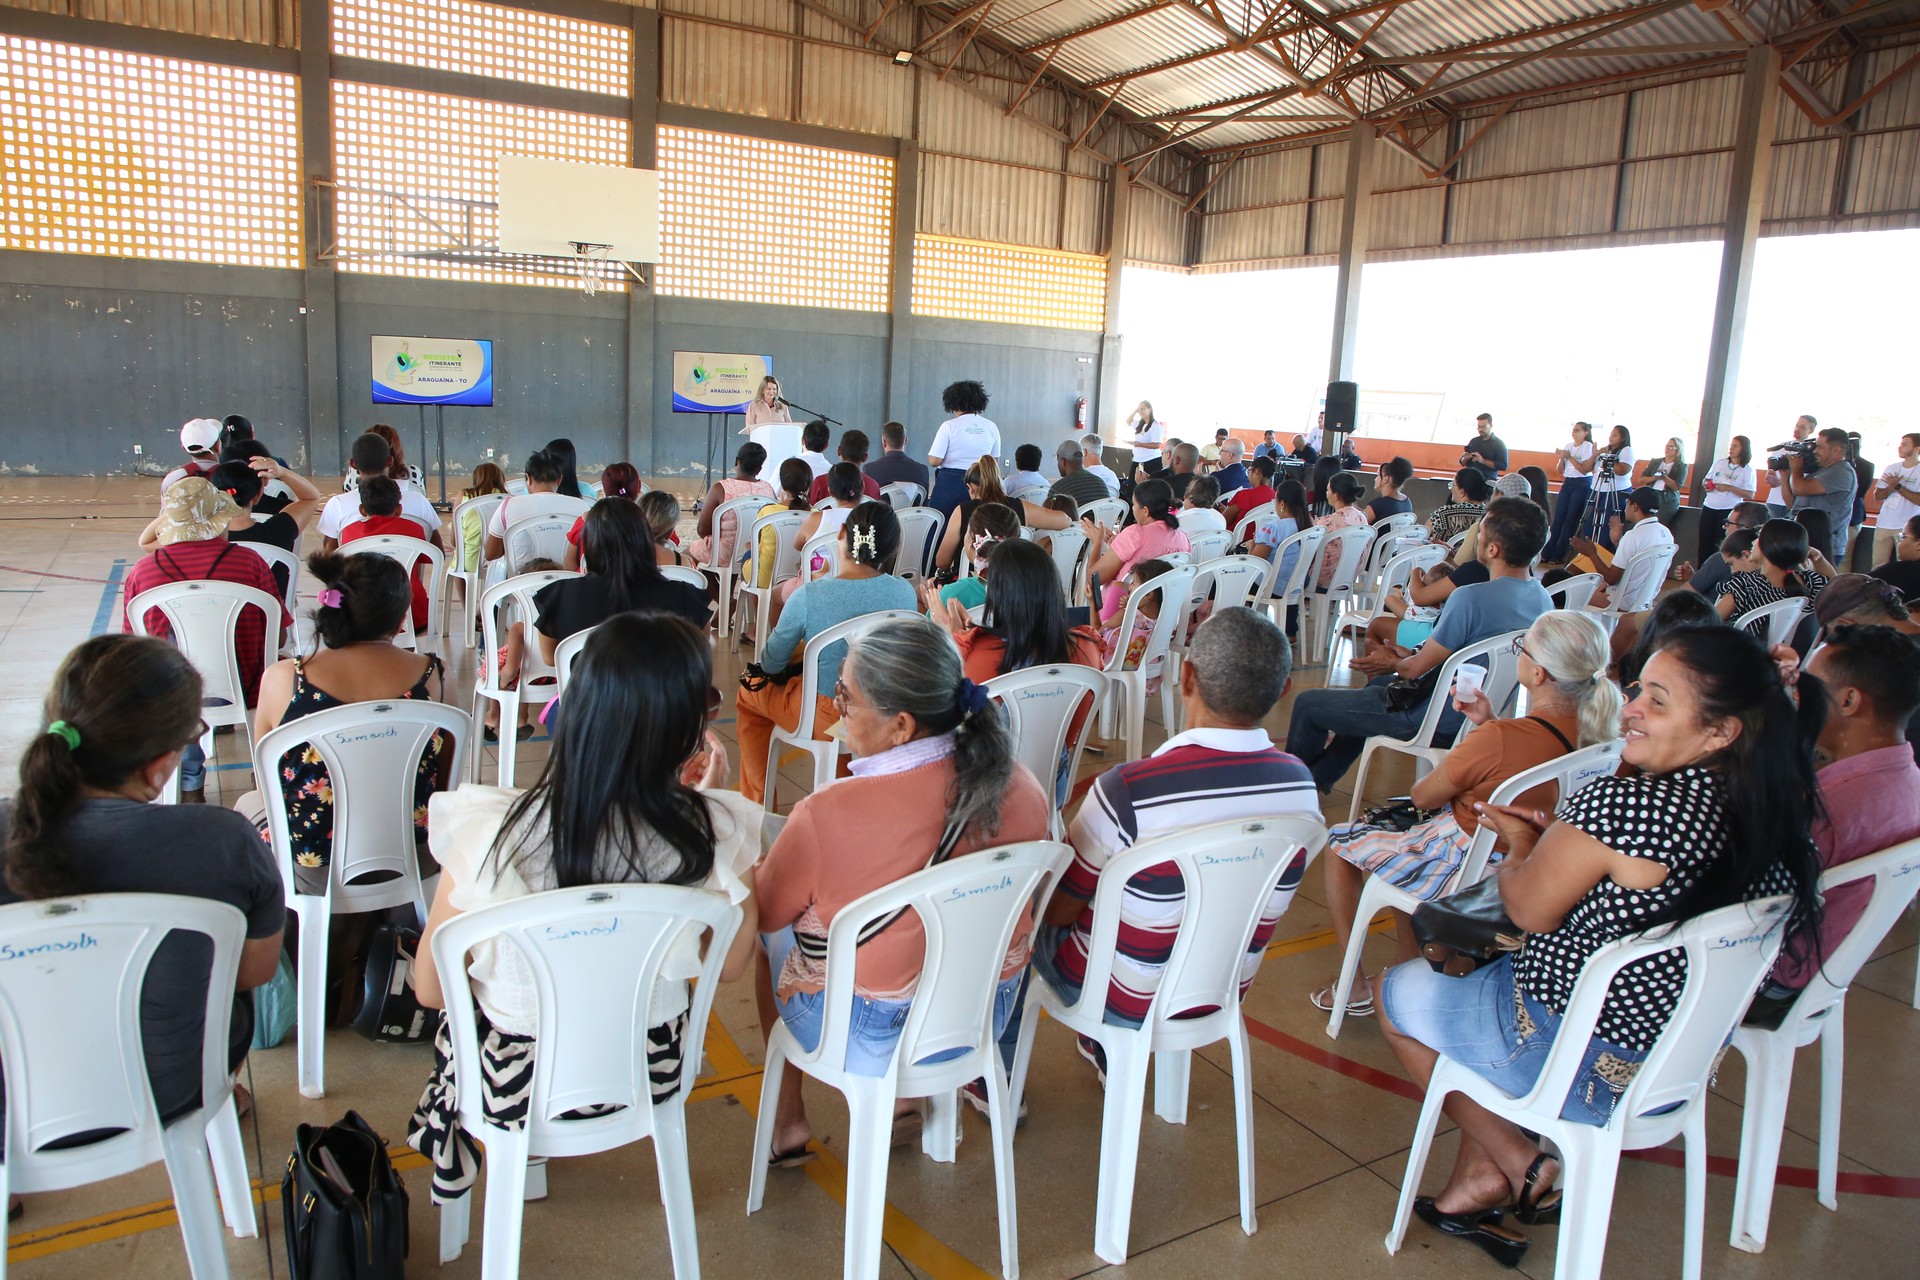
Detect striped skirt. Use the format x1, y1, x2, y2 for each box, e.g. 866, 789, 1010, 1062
1327, 809, 1476, 902
407, 1006, 686, 1205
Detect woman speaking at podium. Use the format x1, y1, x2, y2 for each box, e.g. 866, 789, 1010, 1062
746, 375, 791, 427
927, 379, 1000, 517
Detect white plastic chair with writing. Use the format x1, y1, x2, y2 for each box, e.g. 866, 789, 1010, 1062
501, 514, 576, 577
879, 481, 925, 509
1229, 501, 1277, 550
472, 570, 580, 786
443, 493, 504, 648
1162, 556, 1257, 731
1728, 837, 1920, 1252
761, 610, 921, 811
256, 698, 472, 1098
748, 840, 1073, 1280
1007, 482, 1048, 506
1300, 526, 1373, 666
1324, 740, 1624, 1039
1081, 497, 1127, 531
1008, 816, 1329, 1266
346, 533, 445, 649
128, 580, 283, 763
731, 511, 807, 655
1587, 545, 1676, 634
1097, 565, 1197, 761
1184, 529, 1232, 565
700, 494, 768, 639
433, 883, 743, 1279
1331, 542, 1447, 668
0, 894, 258, 1280
798, 529, 840, 585
1038, 525, 1088, 604
1384, 896, 1794, 1280
236, 541, 305, 658
1546, 572, 1604, 612
984, 664, 1108, 838
1732, 597, 1807, 648
1252, 525, 1325, 634
892, 507, 946, 581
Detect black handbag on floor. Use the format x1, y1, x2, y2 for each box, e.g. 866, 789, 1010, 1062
282, 1110, 410, 1279
1411, 877, 1526, 976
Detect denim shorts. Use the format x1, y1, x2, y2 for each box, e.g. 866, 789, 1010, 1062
764, 927, 1023, 1078
1380, 956, 1649, 1127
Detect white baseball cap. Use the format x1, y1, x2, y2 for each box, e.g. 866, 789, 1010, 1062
179, 417, 222, 453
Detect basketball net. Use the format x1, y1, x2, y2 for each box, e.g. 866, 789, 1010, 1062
571, 241, 613, 297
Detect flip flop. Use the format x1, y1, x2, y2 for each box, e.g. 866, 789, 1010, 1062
890, 1108, 923, 1149
767, 1143, 817, 1170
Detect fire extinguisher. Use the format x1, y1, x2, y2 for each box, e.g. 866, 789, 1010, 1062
1074, 397, 1088, 430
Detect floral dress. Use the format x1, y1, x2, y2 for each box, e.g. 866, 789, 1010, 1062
276, 654, 447, 882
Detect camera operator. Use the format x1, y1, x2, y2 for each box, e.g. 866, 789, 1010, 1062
1782, 426, 1857, 564
1766, 414, 1817, 516
1582, 424, 1636, 550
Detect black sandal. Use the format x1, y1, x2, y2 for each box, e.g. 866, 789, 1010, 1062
1511, 1151, 1562, 1225
766, 1143, 817, 1170
1413, 1198, 1530, 1269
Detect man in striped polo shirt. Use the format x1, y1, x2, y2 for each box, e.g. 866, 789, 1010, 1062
987, 607, 1321, 1092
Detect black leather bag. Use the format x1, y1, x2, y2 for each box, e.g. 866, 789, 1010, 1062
1411, 877, 1526, 976
1360, 797, 1435, 832
1383, 665, 1444, 714
282, 1110, 410, 1279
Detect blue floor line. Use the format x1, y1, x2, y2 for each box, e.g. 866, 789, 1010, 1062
89, 559, 127, 636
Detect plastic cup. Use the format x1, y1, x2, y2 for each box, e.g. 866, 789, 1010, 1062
1451, 665, 1486, 701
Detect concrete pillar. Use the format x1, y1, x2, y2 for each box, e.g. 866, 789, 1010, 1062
1093, 171, 1130, 437
1691, 44, 1781, 503
885, 141, 919, 430
1327, 121, 1377, 384
298, 0, 340, 475
627, 8, 660, 476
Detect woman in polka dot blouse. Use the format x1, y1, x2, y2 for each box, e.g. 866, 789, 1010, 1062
1371, 626, 1825, 1268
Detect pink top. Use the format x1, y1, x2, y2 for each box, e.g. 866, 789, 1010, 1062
1100, 519, 1191, 619
1313, 505, 1368, 587
711, 476, 776, 564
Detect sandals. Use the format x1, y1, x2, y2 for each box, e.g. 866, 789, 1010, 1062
1511, 1151, 1562, 1225
766, 1143, 817, 1170
1413, 1197, 1530, 1269
1309, 982, 1374, 1018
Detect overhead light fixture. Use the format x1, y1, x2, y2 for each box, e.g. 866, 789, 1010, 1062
894, 49, 913, 64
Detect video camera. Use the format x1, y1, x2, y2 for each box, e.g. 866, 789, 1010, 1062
1767, 438, 1817, 470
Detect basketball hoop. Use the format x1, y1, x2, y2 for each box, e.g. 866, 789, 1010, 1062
570, 241, 613, 297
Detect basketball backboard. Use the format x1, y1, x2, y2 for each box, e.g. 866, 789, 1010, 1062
497, 155, 660, 263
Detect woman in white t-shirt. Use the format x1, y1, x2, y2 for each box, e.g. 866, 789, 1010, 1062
927, 380, 1001, 517
1698, 434, 1756, 563
1871, 432, 1920, 568
1543, 421, 1596, 564
1125, 401, 1164, 470
1584, 425, 1637, 551
1636, 436, 1690, 525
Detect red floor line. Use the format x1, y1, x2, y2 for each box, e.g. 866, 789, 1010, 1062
0, 563, 121, 585
1239, 1013, 1920, 1201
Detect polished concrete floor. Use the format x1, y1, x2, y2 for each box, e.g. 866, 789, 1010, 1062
1, 476, 1915, 1278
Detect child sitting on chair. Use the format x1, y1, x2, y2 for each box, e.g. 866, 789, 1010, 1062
1100, 558, 1174, 694
922, 502, 1022, 617
339, 476, 430, 631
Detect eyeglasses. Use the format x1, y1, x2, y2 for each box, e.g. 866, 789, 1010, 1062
832, 680, 870, 717
181, 718, 210, 751
1507, 636, 1531, 658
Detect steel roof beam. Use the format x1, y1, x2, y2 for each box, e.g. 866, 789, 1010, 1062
1003, 1, 1177, 56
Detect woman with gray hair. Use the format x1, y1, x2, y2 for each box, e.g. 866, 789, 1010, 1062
1311, 610, 1623, 1019
752, 614, 1050, 1166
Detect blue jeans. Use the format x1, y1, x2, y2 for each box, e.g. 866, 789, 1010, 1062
1284, 677, 1458, 794
1543, 476, 1590, 562
765, 926, 1023, 1078
1381, 956, 1649, 1127
180, 741, 206, 791
992, 924, 1147, 1074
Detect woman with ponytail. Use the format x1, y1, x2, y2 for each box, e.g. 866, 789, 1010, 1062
1083, 475, 1190, 622
1716, 517, 1830, 636
1312, 610, 1625, 1018
1377, 624, 1822, 1267
753, 614, 1048, 1162
0, 635, 284, 1123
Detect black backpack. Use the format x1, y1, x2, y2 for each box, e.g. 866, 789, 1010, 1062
282, 1110, 409, 1278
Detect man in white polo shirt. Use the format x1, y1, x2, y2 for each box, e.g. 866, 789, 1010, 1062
1580, 486, 1674, 615
1081, 434, 1121, 498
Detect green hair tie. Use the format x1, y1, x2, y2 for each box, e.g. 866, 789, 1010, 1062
46, 721, 81, 751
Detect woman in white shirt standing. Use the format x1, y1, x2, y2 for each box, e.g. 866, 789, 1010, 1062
1698, 434, 1756, 564
927, 380, 1001, 518
1584, 424, 1637, 551
1636, 436, 1690, 526
1542, 421, 1595, 564
1871, 431, 1920, 568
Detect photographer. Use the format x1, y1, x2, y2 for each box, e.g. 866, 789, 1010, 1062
1766, 414, 1817, 516
1782, 426, 1857, 564
1582, 425, 1636, 550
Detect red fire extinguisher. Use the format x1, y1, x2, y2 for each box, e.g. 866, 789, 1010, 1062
1074, 397, 1088, 430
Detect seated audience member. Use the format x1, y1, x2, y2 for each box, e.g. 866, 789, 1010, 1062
244, 554, 447, 892
1250, 479, 1313, 565
1211, 439, 1250, 495
1081, 435, 1123, 498
924, 502, 1021, 616
0, 635, 284, 1121
1049, 437, 1112, 508
807, 430, 884, 505
640, 490, 686, 566
783, 463, 866, 603
690, 444, 777, 570
1286, 497, 1551, 794
934, 457, 1071, 575
1677, 500, 1769, 598
1616, 588, 1721, 690
1004, 443, 1049, 496
1222, 455, 1279, 529
1575, 486, 1673, 614
1715, 518, 1827, 633
163, 417, 225, 491
746, 459, 815, 595
931, 538, 1104, 686
1869, 512, 1920, 604
411, 614, 758, 1201
363, 423, 427, 490
457, 464, 509, 573
320, 433, 443, 556
1148, 442, 1199, 503
207, 455, 323, 596
339, 477, 431, 631
1369, 457, 1416, 522
864, 421, 932, 493
1313, 611, 1621, 1017
1311, 473, 1368, 587
1746, 624, 1920, 1025
1200, 428, 1230, 472
1098, 559, 1175, 687
1813, 573, 1920, 638
1428, 468, 1492, 544
564, 461, 644, 570
1179, 475, 1227, 534
796, 419, 833, 480
736, 503, 917, 804
1005, 608, 1320, 1081
1516, 467, 1552, 519
217, 436, 297, 516
126, 478, 290, 800
543, 436, 588, 500
1085, 478, 1189, 623
756, 615, 1047, 1153
483, 448, 580, 568
1376, 627, 1821, 1268
1253, 430, 1282, 461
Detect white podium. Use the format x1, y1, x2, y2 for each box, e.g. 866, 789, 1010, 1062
744, 420, 803, 466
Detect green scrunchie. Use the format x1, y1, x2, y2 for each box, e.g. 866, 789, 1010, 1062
46, 720, 81, 751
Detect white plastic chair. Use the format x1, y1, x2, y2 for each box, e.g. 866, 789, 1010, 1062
1009, 816, 1329, 1266
1384, 896, 1794, 1280
433, 883, 743, 1278
1546, 572, 1604, 612
748, 840, 1073, 1280
1732, 597, 1807, 648
1370, 511, 1416, 539
984, 664, 1109, 838
553, 622, 600, 698
347, 533, 445, 650
810, 495, 836, 511
128, 580, 283, 762
471, 570, 579, 786
798, 529, 840, 585
731, 511, 807, 655
0, 894, 258, 1280
1445, 528, 1472, 558
1324, 740, 1624, 1039
761, 610, 921, 810
658, 565, 710, 592
236, 541, 306, 657
1038, 525, 1089, 604
444, 493, 505, 648
879, 481, 925, 509
892, 507, 946, 581
1164, 557, 1266, 730
1300, 526, 1373, 666
1184, 529, 1231, 564
1330, 542, 1447, 668
1593, 544, 1677, 623
1081, 497, 1127, 531
1007, 483, 1048, 506
1228, 501, 1277, 549
1097, 565, 1198, 762
502, 513, 577, 576
1344, 629, 1527, 822
1252, 525, 1325, 634
699, 494, 768, 639
1196, 554, 1271, 613
256, 698, 471, 1098
1728, 837, 1920, 1252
